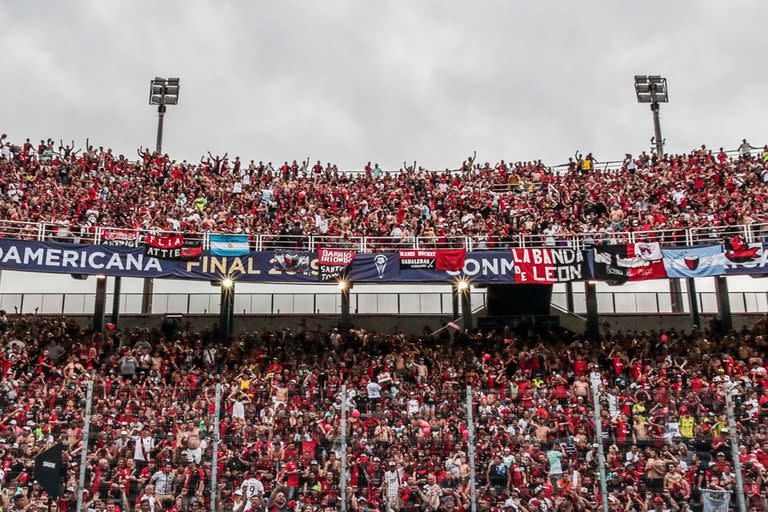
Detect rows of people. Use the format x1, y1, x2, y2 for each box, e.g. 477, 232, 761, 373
1, 313, 767, 511
1, 135, 767, 247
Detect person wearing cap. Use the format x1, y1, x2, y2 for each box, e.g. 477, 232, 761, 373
382, 461, 404, 511
647, 492, 679, 512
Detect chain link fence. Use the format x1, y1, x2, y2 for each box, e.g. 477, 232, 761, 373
4, 358, 760, 512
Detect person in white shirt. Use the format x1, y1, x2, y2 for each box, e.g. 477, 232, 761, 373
132, 428, 155, 467
366, 379, 382, 412
382, 462, 404, 511
240, 475, 264, 500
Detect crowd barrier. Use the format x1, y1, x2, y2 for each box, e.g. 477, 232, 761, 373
23, 374, 756, 511
1, 219, 766, 253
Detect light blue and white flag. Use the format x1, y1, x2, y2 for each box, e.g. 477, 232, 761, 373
210, 234, 250, 256
662, 245, 726, 278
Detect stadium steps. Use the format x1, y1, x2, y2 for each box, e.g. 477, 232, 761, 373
549, 302, 587, 333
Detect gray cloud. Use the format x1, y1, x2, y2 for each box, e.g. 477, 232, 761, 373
1, 0, 766, 170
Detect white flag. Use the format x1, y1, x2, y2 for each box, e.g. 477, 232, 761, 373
701, 488, 730, 512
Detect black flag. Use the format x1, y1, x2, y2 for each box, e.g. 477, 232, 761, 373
34, 443, 65, 499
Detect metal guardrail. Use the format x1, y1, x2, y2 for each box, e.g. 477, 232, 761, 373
0, 219, 766, 252
551, 290, 768, 315
0, 291, 488, 316
3, 290, 766, 316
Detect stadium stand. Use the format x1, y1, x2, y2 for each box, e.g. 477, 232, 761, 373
1, 134, 767, 511
0, 315, 767, 511
0, 135, 766, 248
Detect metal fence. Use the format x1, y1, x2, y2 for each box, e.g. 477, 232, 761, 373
0, 291, 488, 316
2, 289, 767, 316
551, 290, 768, 315
1, 218, 767, 252
41, 371, 756, 511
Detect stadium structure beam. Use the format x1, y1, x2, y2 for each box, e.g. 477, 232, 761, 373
714, 276, 733, 333
111, 276, 121, 327
564, 281, 574, 312
219, 279, 235, 341
339, 281, 352, 331
585, 281, 599, 340
688, 278, 701, 330
451, 283, 460, 320
93, 276, 107, 331
143, 77, 180, 314
460, 283, 472, 332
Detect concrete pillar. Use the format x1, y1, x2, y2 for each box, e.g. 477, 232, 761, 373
110, 276, 121, 327
687, 278, 700, 329
219, 282, 235, 341
669, 279, 684, 313
141, 278, 154, 315
460, 285, 472, 332
451, 283, 460, 320
565, 281, 574, 312
714, 276, 732, 333
340, 283, 352, 331
93, 276, 107, 332
585, 281, 599, 340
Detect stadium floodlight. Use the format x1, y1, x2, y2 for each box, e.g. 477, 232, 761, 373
337, 280, 349, 291
221, 278, 235, 289
456, 279, 470, 292
634, 75, 668, 157
148, 77, 180, 153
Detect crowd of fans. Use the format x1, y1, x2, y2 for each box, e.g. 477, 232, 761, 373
0, 135, 767, 246
0, 314, 767, 511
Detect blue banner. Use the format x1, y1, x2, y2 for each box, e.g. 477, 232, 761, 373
662, 245, 727, 278
4, 238, 768, 283
0, 239, 518, 284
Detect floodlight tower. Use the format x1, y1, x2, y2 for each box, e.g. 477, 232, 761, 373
634, 75, 691, 317
142, 78, 180, 315
148, 77, 180, 154
633, 75, 668, 157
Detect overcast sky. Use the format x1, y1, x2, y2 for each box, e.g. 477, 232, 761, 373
1, 1, 766, 171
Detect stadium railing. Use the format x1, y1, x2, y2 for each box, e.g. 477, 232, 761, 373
0, 220, 766, 253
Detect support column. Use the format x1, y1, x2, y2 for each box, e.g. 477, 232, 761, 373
565, 281, 574, 312
460, 285, 472, 332
219, 282, 235, 341
93, 276, 107, 332
687, 278, 700, 330
141, 278, 154, 315
111, 276, 121, 327
451, 283, 460, 320
715, 276, 733, 333
585, 281, 599, 340
669, 279, 684, 313
340, 283, 352, 331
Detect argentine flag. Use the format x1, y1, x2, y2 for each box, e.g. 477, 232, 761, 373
210, 234, 250, 256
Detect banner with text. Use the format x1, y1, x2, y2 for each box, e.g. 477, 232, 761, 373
511, 248, 589, 284
4, 238, 768, 284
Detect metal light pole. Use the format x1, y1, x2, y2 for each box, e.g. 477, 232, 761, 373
149, 77, 180, 154
590, 374, 610, 512
634, 75, 668, 157
634, 75, 685, 313
142, 77, 180, 314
